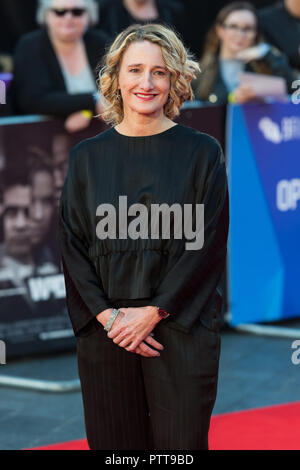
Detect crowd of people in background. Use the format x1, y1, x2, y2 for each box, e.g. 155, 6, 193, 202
0, 0, 299, 129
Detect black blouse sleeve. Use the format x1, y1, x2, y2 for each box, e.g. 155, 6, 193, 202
58, 145, 111, 336
150, 141, 229, 331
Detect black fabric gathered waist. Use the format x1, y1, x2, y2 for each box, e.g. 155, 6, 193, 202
90, 244, 184, 300
88, 238, 185, 258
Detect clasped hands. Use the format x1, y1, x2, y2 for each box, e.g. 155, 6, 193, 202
97, 306, 164, 358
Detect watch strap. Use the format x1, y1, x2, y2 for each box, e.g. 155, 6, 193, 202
155, 306, 170, 319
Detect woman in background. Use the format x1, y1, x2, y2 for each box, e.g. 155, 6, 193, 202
10, 0, 111, 132
192, 1, 297, 105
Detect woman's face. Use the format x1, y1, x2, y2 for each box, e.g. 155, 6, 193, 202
45, 0, 89, 43
117, 40, 171, 119
217, 10, 257, 54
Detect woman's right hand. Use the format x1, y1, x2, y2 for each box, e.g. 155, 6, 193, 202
96, 308, 163, 357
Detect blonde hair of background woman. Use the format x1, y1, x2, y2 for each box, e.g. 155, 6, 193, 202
36, 0, 99, 26
97, 23, 201, 126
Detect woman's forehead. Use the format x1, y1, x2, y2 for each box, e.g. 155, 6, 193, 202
121, 41, 165, 66
225, 9, 256, 25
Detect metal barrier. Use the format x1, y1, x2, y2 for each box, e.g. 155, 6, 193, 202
0, 374, 80, 392
232, 323, 300, 339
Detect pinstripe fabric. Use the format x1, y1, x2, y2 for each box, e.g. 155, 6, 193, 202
76, 316, 220, 451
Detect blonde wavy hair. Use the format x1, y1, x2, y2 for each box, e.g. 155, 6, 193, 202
97, 23, 201, 126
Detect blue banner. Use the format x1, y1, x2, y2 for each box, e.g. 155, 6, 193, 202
228, 102, 300, 325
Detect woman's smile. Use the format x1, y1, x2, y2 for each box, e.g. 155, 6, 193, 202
134, 92, 158, 101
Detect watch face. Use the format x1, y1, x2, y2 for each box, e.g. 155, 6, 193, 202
158, 308, 169, 318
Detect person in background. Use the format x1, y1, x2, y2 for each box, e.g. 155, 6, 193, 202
9, 0, 111, 132
259, 0, 300, 75
95, 0, 185, 43
0, 172, 35, 313
28, 160, 59, 270
1, 172, 32, 269
29, 163, 55, 248
0, 168, 59, 317
51, 133, 72, 208
192, 1, 297, 105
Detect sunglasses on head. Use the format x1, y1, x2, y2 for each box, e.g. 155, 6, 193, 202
50, 8, 87, 17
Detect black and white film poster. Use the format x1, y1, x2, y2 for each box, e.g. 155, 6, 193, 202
0, 118, 107, 357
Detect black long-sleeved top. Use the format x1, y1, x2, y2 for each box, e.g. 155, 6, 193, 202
8, 27, 111, 117
58, 123, 229, 337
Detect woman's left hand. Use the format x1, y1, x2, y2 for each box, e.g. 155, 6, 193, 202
64, 111, 91, 133
107, 306, 161, 352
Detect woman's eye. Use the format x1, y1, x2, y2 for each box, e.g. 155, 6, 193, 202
129, 69, 165, 75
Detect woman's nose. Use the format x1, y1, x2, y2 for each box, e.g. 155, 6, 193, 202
64, 12, 74, 20
140, 72, 154, 90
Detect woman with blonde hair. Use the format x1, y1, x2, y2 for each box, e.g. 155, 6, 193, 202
59, 22, 229, 450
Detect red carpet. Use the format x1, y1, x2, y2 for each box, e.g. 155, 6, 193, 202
209, 401, 300, 450
27, 401, 300, 450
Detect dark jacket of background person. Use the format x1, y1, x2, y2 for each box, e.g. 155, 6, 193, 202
192, 47, 297, 105
259, 1, 300, 72
8, 27, 111, 117
95, 0, 186, 44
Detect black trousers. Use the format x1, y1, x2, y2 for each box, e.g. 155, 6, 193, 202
76, 313, 221, 450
